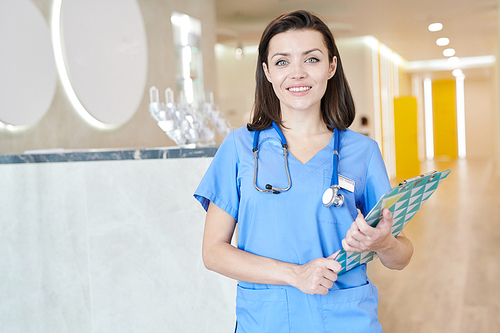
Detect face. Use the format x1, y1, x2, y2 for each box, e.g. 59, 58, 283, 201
262, 29, 337, 116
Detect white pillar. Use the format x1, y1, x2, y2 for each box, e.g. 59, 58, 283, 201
496, 4, 500, 175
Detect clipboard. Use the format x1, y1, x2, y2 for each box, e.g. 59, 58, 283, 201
335, 169, 451, 275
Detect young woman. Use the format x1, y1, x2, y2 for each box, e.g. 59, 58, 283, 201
194, 10, 413, 332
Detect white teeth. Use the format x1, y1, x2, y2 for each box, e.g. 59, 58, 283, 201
288, 87, 311, 92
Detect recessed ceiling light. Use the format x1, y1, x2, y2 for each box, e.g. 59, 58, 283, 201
436, 37, 450, 46
452, 69, 464, 77
428, 23, 443, 32
443, 48, 456, 57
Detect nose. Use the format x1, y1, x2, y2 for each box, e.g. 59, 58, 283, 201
290, 62, 306, 80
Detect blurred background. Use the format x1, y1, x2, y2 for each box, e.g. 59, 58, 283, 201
0, 0, 498, 178
0, 1, 499, 332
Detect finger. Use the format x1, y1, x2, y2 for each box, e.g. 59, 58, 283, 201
354, 213, 373, 235
324, 267, 338, 279
349, 226, 365, 243
347, 221, 370, 245
342, 238, 362, 253
348, 221, 366, 241
320, 276, 334, 290
323, 267, 339, 283
307, 282, 328, 295
315, 285, 329, 295
324, 258, 342, 273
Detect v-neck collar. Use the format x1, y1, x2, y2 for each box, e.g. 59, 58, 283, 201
259, 126, 336, 178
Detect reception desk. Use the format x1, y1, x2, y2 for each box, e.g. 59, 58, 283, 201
0, 147, 236, 332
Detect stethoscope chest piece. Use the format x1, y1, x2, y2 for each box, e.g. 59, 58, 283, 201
322, 185, 344, 208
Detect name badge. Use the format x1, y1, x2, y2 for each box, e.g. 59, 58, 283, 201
339, 174, 355, 192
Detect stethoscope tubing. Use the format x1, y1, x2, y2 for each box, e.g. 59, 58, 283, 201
332, 127, 340, 187
253, 121, 343, 207
253, 122, 291, 194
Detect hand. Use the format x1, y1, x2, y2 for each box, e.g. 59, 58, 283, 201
292, 250, 342, 295
342, 208, 395, 253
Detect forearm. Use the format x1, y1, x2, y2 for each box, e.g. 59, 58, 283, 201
203, 241, 297, 286
376, 234, 414, 270
203, 202, 340, 294
203, 202, 298, 286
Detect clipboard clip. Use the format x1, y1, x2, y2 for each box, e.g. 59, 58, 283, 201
399, 170, 437, 187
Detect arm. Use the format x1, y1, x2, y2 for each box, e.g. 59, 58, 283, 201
341, 208, 414, 270
202, 202, 342, 295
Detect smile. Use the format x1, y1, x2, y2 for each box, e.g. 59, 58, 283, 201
287, 86, 311, 92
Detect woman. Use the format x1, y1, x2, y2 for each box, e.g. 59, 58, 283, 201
194, 10, 413, 332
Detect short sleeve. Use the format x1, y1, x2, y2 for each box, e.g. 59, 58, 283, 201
193, 130, 240, 220
358, 142, 391, 216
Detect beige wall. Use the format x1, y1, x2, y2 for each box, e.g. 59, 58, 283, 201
0, 0, 217, 155
464, 76, 497, 159
214, 45, 257, 130
336, 37, 378, 135
215, 37, 381, 134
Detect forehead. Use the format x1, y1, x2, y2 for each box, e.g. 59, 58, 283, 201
268, 29, 327, 56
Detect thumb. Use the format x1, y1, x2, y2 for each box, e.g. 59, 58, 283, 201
327, 249, 341, 260
377, 208, 393, 229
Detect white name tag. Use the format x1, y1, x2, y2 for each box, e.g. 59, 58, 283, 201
339, 174, 355, 192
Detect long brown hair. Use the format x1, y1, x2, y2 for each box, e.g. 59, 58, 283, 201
247, 10, 355, 132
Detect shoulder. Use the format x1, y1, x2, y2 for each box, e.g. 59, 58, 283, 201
219, 126, 251, 144
339, 129, 385, 177
216, 126, 253, 157
231, 126, 253, 138
228, 126, 254, 146
341, 128, 380, 152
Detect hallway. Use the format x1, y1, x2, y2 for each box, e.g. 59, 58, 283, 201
369, 159, 500, 332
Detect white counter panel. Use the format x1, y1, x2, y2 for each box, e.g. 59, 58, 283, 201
0, 157, 236, 332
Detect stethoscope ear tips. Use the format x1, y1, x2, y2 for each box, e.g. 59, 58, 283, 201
322, 185, 344, 208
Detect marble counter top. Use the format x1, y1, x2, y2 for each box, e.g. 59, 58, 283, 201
0, 146, 218, 164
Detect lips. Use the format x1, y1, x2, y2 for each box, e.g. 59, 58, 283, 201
287, 86, 311, 92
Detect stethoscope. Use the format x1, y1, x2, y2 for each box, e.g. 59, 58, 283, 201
253, 121, 344, 208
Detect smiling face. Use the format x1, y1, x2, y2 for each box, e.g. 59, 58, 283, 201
262, 29, 337, 119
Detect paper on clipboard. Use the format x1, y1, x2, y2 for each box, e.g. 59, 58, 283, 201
334, 169, 451, 275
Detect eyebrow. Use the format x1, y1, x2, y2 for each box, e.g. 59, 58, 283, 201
270, 48, 324, 59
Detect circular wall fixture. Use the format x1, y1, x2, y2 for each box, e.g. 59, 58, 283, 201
59, 0, 148, 126
0, 0, 57, 126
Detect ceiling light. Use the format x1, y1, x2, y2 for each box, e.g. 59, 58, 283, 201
448, 57, 459, 65
235, 48, 243, 59
443, 48, 455, 57
235, 43, 243, 59
452, 69, 464, 77
428, 23, 443, 32
436, 37, 449, 46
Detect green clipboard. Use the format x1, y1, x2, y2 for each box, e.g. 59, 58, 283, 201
335, 169, 451, 275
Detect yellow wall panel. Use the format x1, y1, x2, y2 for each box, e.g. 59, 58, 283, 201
432, 80, 457, 159
394, 97, 420, 179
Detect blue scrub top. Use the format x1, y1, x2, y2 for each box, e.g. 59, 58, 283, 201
195, 126, 391, 333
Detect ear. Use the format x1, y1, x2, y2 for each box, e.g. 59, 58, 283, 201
328, 56, 338, 79
262, 62, 272, 82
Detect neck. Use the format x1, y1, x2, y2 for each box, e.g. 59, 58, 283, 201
280, 107, 329, 136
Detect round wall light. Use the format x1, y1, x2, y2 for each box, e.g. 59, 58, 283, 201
53, 0, 148, 129
0, 0, 56, 127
